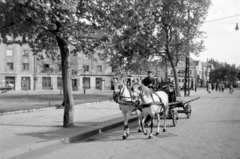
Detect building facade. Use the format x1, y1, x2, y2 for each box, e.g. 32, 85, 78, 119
0, 43, 114, 91
167, 59, 197, 89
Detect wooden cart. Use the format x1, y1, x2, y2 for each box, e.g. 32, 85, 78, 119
157, 82, 200, 126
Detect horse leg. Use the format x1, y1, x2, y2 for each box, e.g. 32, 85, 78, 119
122, 111, 131, 139
141, 115, 148, 135
163, 107, 167, 132
135, 110, 142, 132
125, 112, 131, 136
156, 113, 160, 135
122, 112, 128, 139
149, 116, 154, 139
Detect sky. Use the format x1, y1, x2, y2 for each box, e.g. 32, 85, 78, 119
192, 0, 240, 66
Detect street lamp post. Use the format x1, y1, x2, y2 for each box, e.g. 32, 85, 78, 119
83, 64, 86, 94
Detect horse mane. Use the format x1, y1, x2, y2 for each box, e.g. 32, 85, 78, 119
141, 84, 153, 97
132, 83, 152, 97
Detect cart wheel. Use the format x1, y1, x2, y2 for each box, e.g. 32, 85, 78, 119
185, 104, 192, 118
172, 110, 178, 127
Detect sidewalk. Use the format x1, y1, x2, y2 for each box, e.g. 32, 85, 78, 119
0, 101, 127, 159
5, 89, 113, 95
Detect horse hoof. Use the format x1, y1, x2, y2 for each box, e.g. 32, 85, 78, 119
143, 130, 148, 135
163, 129, 167, 132
148, 135, 153, 139
156, 132, 159, 136
123, 135, 127, 140
138, 129, 142, 133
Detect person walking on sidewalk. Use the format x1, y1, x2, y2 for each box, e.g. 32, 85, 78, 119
215, 82, 218, 92
218, 83, 222, 92
213, 82, 216, 91
229, 84, 234, 93
222, 83, 225, 92
211, 83, 214, 92
208, 82, 211, 93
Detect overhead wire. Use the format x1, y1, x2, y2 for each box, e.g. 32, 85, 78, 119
205, 14, 240, 23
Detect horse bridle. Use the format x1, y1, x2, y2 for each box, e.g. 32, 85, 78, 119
131, 84, 146, 98
113, 83, 135, 102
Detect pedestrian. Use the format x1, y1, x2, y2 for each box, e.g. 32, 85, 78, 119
208, 82, 211, 93
218, 83, 222, 92
229, 84, 234, 93
211, 83, 214, 92
61, 100, 65, 109
215, 82, 218, 92
222, 83, 225, 92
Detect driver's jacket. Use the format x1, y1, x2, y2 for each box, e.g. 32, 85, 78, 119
142, 77, 155, 89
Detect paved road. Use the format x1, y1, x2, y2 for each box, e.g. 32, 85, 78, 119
31, 89, 240, 159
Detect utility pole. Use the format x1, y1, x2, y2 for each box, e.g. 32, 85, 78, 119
83, 64, 86, 94
184, 54, 190, 96
184, 5, 191, 96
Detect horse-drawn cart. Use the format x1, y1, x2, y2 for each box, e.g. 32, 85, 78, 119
157, 82, 200, 127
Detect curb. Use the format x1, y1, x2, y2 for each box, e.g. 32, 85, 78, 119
0, 100, 113, 116
2, 115, 138, 159
62, 115, 137, 144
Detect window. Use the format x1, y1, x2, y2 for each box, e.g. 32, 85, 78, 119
189, 70, 192, 75
97, 65, 102, 72
178, 62, 184, 66
83, 77, 90, 89
23, 63, 29, 71
83, 65, 89, 72
72, 69, 78, 75
170, 70, 173, 75
42, 77, 52, 89
7, 63, 14, 70
6, 50, 13, 56
22, 50, 29, 57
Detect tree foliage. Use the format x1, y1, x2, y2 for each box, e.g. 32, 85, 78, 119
210, 63, 238, 84
0, 0, 109, 127
100, 0, 211, 96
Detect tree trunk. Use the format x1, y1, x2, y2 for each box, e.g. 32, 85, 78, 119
168, 56, 181, 97
56, 35, 74, 127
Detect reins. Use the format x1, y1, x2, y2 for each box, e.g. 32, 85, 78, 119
113, 83, 139, 107
132, 85, 163, 108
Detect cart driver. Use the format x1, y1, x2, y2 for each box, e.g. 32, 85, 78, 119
142, 71, 155, 90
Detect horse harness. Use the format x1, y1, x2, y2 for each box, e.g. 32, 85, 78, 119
113, 85, 140, 108
138, 91, 163, 109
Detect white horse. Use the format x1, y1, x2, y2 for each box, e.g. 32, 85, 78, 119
132, 83, 169, 139
112, 78, 142, 139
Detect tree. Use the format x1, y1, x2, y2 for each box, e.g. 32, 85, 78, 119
209, 63, 238, 84
0, 0, 108, 127
149, 0, 211, 96
237, 71, 240, 80
101, 0, 156, 75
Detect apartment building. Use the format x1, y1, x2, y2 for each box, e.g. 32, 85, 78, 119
0, 43, 114, 91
